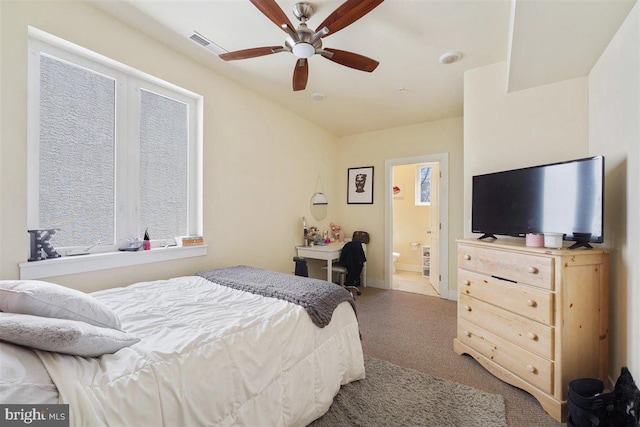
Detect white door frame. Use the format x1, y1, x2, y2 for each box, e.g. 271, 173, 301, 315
384, 153, 449, 298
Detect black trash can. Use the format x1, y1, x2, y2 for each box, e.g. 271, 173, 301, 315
567, 377, 614, 427
293, 256, 308, 277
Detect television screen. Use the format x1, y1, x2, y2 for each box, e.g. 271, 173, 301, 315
472, 156, 604, 246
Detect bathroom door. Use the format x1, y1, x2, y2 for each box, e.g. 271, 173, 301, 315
429, 163, 440, 291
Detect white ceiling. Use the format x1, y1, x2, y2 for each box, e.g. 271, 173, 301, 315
91, 0, 636, 136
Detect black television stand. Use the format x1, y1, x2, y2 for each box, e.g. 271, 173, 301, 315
568, 241, 593, 250
569, 233, 593, 250
477, 233, 497, 241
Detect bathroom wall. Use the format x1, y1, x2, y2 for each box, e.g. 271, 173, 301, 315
392, 164, 431, 272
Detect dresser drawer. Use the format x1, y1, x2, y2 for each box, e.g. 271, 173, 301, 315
458, 318, 553, 394
458, 270, 554, 325
458, 294, 554, 359
458, 244, 554, 290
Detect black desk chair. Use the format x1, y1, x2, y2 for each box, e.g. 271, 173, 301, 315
324, 239, 367, 297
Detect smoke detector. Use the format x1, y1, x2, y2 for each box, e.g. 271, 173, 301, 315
439, 51, 463, 65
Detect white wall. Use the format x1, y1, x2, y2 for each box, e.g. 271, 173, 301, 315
589, 2, 639, 376
0, 1, 339, 291
464, 6, 640, 377
337, 117, 463, 291
463, 62, 589, 238
0, 2, 465, 297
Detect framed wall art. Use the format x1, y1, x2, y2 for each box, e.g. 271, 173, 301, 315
347, 166, 374, 204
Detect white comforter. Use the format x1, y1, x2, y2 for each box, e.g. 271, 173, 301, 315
36, 276, 365, 426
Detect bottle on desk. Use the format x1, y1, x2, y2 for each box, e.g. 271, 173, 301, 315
302, 217, 309, 246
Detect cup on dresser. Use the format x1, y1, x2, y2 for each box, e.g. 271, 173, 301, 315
544, 233, 564, 249
525, 233, 544, 247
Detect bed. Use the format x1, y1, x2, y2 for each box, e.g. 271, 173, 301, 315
0, 266, 365, 426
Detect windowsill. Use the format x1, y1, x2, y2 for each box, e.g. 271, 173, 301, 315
19, 245, 208, 280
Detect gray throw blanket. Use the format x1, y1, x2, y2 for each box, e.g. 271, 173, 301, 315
197, 265, 356, 328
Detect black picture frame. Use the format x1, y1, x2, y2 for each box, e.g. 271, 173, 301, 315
347, 166, 374, 204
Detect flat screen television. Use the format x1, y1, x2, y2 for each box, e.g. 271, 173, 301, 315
472, 156, 604, 249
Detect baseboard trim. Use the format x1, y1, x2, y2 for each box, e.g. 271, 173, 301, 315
395, 263, 421, 273
364, 278, 386, 289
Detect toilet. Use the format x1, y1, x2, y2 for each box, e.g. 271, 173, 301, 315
392, 252, 400, 273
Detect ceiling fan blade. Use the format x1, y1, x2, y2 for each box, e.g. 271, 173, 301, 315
293, 58, 309, 91
250, 0, 296, 33
315, 0, 384, 37
219, 46, 283, 61
322, 48, 379, 72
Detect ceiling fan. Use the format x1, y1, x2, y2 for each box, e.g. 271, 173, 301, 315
219, 0, 384, 91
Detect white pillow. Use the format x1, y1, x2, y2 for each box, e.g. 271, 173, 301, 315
0, 312, 139, 357
0, 280, 121, 329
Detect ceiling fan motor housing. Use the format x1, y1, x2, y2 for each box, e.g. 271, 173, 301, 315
293, 2, 314, 22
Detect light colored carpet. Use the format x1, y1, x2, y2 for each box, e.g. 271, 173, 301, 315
310, 356, 507, 427
355, 287, 564, 427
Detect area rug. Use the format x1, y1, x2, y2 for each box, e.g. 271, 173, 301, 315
309, 356, 507, 427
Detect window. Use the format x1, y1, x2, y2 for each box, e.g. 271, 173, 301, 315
37, 54, 117, 248
415, 164, 432, 206
27, 28, 202, 258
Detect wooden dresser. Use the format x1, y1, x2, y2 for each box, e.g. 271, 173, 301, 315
453, 239, 609, 422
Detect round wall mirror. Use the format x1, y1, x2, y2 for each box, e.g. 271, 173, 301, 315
310, 192, 328, 220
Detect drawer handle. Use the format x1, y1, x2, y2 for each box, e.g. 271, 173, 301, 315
527, 332, 538, 341
526, 299, 537, 307
526, 364, 538, 374
465, 331, 472, 338
527, 266, 539, 274
463, 305, 472, 312
463, 254, 471, 261
463, 280, 471, 286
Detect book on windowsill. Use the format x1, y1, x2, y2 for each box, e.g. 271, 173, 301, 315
181, 236, 204, 246
183, 241, 204, 246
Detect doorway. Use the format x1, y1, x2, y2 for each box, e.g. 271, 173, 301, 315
390, 162, 439, 295
384, 154, 449, 298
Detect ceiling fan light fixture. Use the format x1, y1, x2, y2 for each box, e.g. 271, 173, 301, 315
220, 0, 384, 91
292, 42, 316, 58
439, 51, 463, 65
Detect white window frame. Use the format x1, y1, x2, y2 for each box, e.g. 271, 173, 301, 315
21, 27, 205, 280
415, 164, 433, 206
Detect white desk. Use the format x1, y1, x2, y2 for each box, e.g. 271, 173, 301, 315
295, 242, 366, 286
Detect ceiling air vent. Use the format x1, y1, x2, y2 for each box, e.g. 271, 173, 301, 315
189, 31, 227, 56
